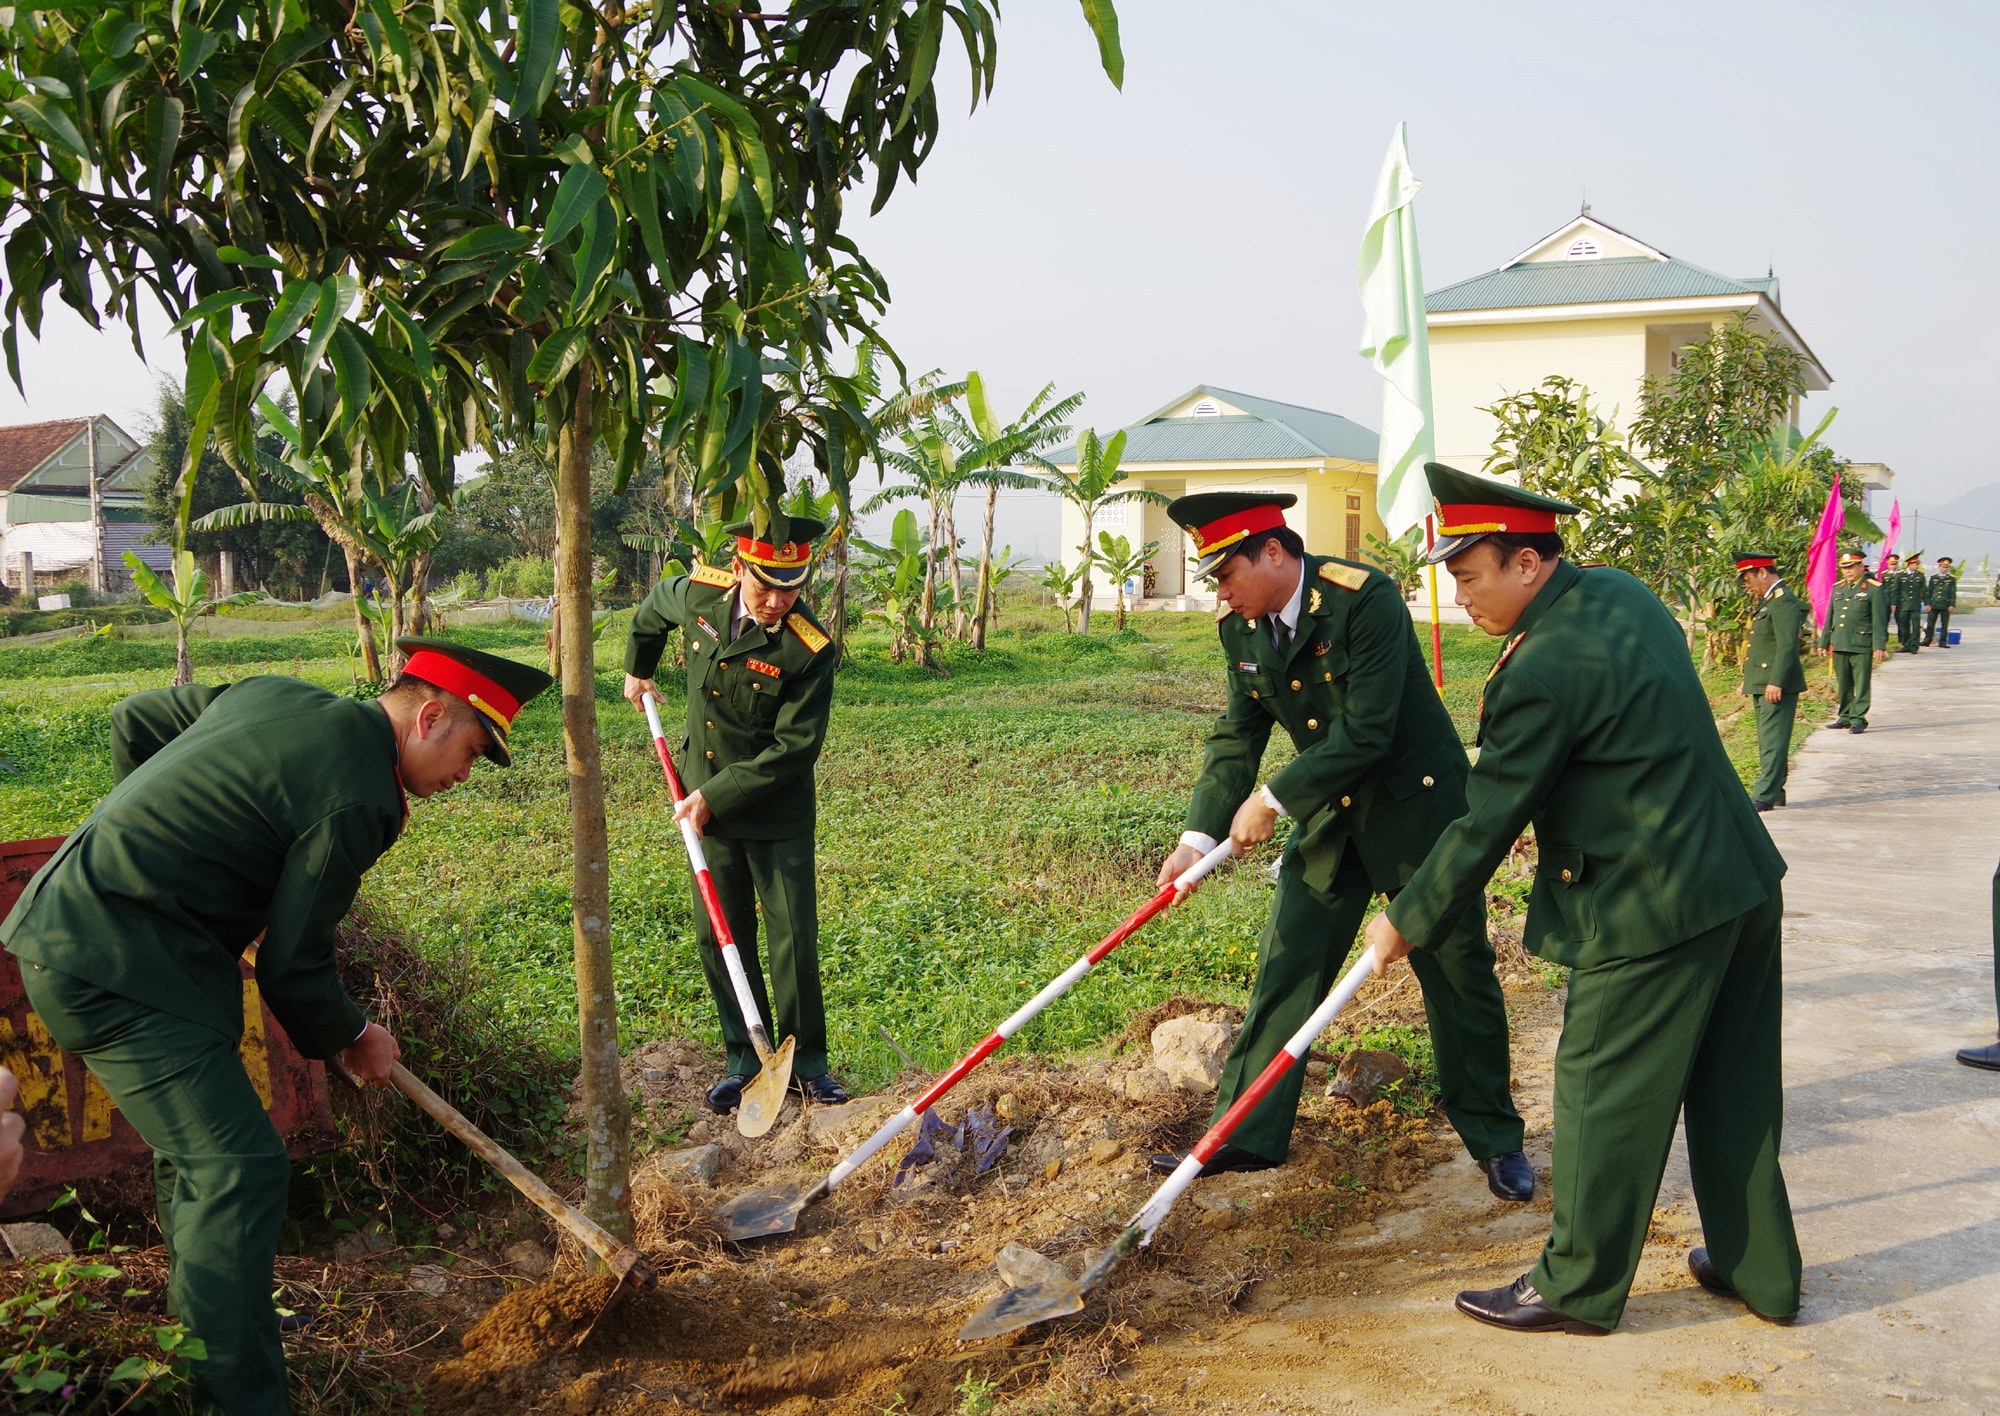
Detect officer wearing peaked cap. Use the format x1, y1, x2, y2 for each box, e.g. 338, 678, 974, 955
623, 516, 849, 1113
1820, 548, 1887, 731
1367, 463, 1799, 1335
1735, 552, 1806, 811
1146, 489, 1530, 1200
0, 638, 553, 1414
1896, 551, 1926, 653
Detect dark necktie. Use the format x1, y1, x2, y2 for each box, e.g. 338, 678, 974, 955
1269, 615, 1292, 654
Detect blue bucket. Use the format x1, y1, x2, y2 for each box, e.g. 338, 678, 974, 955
1949, 629, 1962, 645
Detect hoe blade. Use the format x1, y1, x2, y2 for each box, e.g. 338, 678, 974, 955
715, 1181, 809, 1242
737, 1035, 796, 1139
956, 1275, 1086, 1341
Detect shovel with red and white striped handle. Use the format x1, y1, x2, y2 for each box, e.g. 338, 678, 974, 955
958, 939, 1384, 1339
642, 691, 795, 1139
713, 836, 1238, 1241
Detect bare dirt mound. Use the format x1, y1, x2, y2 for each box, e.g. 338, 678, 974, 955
423, 963, 1553, 1415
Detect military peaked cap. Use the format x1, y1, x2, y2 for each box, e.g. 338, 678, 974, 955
725, 516, 826, 588
395, 637, 554, 766
1166, 491, 1299, 577
1422, 463, 1579, 565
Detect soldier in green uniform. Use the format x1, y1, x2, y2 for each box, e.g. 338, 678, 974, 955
0, 640, 552, 1415
622, 518, 847, 1111
1736, 552, 1806, 812
1880, 553, 1904, 642
1146, 492, 1530, 1200
1897, 552, 1926, 652
1925, 556, 1958, 646
1820, 549, 1889, 732
1367, 463, 1800, 1335
1956, 855, 2000, 1072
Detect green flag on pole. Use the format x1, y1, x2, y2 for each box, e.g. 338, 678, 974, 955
1357, 123, 1434, 540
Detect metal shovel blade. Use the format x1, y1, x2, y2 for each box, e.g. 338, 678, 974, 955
715, 1180, 809, 1242
736, 1034, 796, 1139
957, 1274, 1087, 1341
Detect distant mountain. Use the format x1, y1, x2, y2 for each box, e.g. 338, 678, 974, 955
1908, 483, 2000, 578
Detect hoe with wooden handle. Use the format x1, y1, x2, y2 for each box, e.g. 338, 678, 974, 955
642, 692, 795, 1138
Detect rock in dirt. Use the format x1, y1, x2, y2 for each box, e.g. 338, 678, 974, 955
504, 1240, 554, 1278
408, 1264, 451, 1296
1090, 1138, 1123, 1165
2, 1222, 71, 1258
996, 1242, 1072, 1290
1328, 1048, 1412, 1106
1119, 1065, 1174, 1101
806, 1097, 896, 1143
1151, 1015, 1235, 1092
333, 1218, 392, 1261
656, 1143, 724, 1186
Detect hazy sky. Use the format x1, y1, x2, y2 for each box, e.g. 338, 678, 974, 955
6, 1, 1994, 530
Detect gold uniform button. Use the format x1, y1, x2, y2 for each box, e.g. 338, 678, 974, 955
705, 720, 715, 730
1421, 775, 1434, 788
1323, 671, 1333, 681
1291, 679, 1302, 690
705, 750, 716, 760
1307, 717, 1319, 730
1560, 868, 1573, 882
1340, 795, 1352, 807
1250, 689, 1260, 699
711, 689, 721, 698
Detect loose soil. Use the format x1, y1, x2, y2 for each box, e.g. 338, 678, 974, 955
418, 942, 1572, 1416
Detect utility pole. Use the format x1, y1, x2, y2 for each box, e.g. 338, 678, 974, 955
85, 416, 104, 594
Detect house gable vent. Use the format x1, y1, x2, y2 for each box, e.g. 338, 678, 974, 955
1564, 237, 1601, 260
1190, 398, 1222, 417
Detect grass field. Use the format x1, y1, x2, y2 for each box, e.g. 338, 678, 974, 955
0, 596, 1822, 1108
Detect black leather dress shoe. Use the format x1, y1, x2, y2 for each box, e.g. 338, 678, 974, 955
1146, 1143, 1277, 1178
1849, 722, 1867, 733
277, 1309, 315, 1334
705, 1073, 754, 1113
1753, 800, 1773, 813
1688, 1247, 1797, 1323
1454, 1275, 1607, 1335
1956, 1042, 2000, 1071
794, 1073, 850, 1105
1478, 1150, 1535, 1202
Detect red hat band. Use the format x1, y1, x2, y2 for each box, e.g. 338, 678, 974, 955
1434, 501, 1559, 537
1191, 504, 1288, 558
401, 649, 520, 735
1734, 556, 1776, 571
736, 536, 811, 570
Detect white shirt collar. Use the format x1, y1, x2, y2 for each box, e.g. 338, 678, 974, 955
1762, 578, 1786, 600
1271, 561, 1306, 634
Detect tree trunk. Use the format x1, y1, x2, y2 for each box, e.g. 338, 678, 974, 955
380, 566, 408, 674
346, 547, 383, 683
408, 550, 433, 636
556, 367, 632, 1245
919, 496, 940, 634
830, 527, 851, 659
973, 484, 998, 651
1075, 511, 1095, 635
173, 621, 193, 687
942, 498, 965, 638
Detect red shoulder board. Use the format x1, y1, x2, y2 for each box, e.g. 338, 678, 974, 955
690, 563, 735, 589
786, 612, 829, 654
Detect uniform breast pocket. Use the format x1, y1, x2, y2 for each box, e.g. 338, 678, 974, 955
728, 670, 782, 721
1537, 846, 1598, 941
1229, 668, 1272, 709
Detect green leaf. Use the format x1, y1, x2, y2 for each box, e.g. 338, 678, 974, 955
551, 132, 592, 166
965, 370, 998, 442
144, 93, 183, 202
541, 162, 607, 251
513, 0, 561, 116
177, 26, 221, 83
438, 225, 534, 262
301, 280, 341, 371
1078, 0, 1125, 89
330, 325, 373, 431
260, 279, 318, 351
895, 2, 944, 134
567, 196, 619, 321
168, 289, 259, 334
4, 94, 90, 161
216, 246, 285, 270
525, 325, 590, 385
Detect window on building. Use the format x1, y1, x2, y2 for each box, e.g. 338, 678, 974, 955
1565, 237, 1601, 260
1191, 399, 1221, 417
1345, 514, 1362, 560
1345, 492, 1362, 511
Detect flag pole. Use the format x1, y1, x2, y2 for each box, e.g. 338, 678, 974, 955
1425, 515, 1443, 691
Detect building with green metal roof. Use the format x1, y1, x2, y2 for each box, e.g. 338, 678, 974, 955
1042, 385, 1379, 608
1425, 212, 1832, 476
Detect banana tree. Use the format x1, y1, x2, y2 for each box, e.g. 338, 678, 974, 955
1091, 531, 1160, 631
122, 548, 258, 685
959, 373, 1082, 649
1033, 429, 1166, 634
1037, 558, 1083, 633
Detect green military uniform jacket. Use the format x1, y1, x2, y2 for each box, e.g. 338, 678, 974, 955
1896, 570, 1925, 614
625, 567, 836, 840
0, 678, 404, 1059
1819, 579, 1886, 653
1387, 562, 1786, 969
1742, 581, 1807, 695
1187, 555, 1468, 896
1927, 572, 1958, 610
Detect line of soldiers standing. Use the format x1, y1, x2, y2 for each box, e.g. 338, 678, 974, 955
1879, 551, 1960, 653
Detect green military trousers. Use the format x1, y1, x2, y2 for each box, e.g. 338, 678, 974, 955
22, 963, 292, 1416
1832, 650, 1874, 728
1210, 846, 1523, 1165
1926, 605, 1952, 646
1899, 605, 1922, 652
689, 833, 830, 1082
1990, 858, 1999, 1022
1750, 692, 1798, 806
1530, 887, 1801, 1329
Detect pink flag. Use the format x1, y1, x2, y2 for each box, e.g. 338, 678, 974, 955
1875, 499, 1902, 576
1805, 480, 1847, 630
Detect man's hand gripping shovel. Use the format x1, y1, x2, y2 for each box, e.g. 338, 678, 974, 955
642, 692, 794, 1138
957, 939, 1384, 1340
712, 839, 1238, 1242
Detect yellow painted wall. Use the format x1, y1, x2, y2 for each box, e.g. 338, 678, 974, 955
1429, 315, 1653, 474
